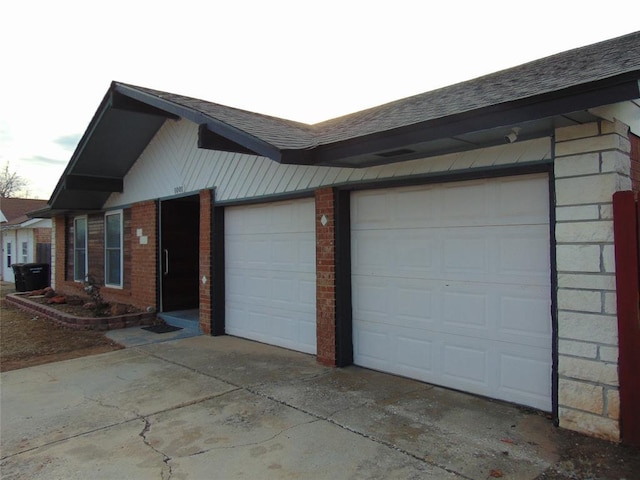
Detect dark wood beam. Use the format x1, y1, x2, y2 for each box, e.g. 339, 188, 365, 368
64, 175, 123, 192
111, 92, 179, 119
197, 124, 258, 155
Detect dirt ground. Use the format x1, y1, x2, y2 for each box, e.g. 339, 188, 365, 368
0, 282, 123, 372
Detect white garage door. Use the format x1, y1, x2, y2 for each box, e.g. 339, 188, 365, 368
351, 174, 552, 411
225, 198, 317, 354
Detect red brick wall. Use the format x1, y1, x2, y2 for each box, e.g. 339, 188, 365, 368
57, 209, 143, 308
130, 201, 157, 310
34, 227, 51, 244
53, 216, 66, 288
315, 187, 337, 366
631, 133, 640, 194
199, 190, 212, 334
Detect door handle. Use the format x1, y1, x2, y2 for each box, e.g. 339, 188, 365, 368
164, 249, 169, 276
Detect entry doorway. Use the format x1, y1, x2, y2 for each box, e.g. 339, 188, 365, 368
159, 195, 200, 312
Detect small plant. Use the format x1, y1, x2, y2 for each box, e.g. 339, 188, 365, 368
82, 274, 108, 312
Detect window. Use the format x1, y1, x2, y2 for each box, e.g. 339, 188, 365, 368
6, 241, 11, 267
73, 216, 88, 281
21, 241, 28, 263
105, 211, 123, 287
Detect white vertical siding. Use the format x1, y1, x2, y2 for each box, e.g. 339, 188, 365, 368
104, 119, 552, 208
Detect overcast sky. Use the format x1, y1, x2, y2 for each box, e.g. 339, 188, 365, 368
1, 0, 638, 200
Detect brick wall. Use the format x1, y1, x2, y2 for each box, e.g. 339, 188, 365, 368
199, 190, 212, 334
56, 209, 141, 308
315, 187, 337, 366
130, 201, 157, 310
52, 216, 66, 289
554, 119, 632, 440
34, 227, 51, 244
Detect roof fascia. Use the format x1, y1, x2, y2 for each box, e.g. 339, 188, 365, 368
26, 207, 53, 219
311, 74, 640, 165
110, 92, 180, 119
113, 84, 284, 162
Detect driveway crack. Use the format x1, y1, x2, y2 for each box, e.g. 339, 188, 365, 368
140, 417, 173, 480
187, 418, 321, 458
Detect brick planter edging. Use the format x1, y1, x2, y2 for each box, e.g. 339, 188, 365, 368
5, 293, 157, 331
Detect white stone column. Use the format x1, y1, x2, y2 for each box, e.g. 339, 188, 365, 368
554, 119, 631, 440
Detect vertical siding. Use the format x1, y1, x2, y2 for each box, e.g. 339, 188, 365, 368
104, 119, 552, 209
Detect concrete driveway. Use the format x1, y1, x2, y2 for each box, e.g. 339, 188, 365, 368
1, 335, 564, 479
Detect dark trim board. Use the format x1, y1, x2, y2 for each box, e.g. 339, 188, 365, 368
154, 199, 161, 316
335, 160, 553, 193
334, 189, 353, 367
211, 204, 225, 336
548, 142, 560, 425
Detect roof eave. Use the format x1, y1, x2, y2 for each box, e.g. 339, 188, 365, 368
310, 73, 640, 167
113, 83, 284, 162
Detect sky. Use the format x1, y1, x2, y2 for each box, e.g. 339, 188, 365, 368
1, 1, 638, 200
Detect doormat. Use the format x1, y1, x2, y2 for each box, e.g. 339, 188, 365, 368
142, 324, 183, 334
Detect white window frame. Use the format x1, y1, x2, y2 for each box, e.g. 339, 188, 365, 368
6, 241, 12, 268
73, 216, 88, 282
104, 210, 123, 288
21, 241, 28, 263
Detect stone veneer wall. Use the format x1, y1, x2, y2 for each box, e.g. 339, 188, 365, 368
554, 119, 632, 440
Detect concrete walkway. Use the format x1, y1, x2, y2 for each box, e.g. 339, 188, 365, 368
1, 334, 565, 479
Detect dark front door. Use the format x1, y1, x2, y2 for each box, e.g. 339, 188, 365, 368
160, 195, 200, 311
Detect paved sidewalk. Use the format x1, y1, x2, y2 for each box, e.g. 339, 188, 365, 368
0, 335, 631, 479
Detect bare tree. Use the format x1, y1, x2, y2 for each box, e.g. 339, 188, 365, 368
0, 162, 28, 198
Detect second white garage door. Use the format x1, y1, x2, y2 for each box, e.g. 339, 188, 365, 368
225, 199, 317, 354
351, 174, 552, 411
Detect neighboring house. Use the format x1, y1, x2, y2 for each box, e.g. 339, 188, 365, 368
33, 32, 640, 442
1, 198, 51, 282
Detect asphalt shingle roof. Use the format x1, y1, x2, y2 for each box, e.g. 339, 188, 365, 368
121, 85, 318, 149
119, 31, 640, 150
314, 30, 640, 143
1, 198, 48, 226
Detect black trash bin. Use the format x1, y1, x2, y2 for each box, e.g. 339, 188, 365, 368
11, 264, 27, 292
21, 263, 50, 291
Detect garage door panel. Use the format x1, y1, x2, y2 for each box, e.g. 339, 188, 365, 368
396, 335, 435, 376
225, 199, 316, 354
496, 176, 550, 223
298, 238, 316, 271
351, 190, 392, 227
497, 347, 552, 410
395, 234, 436, 273
499, 290, 552, 341
298, 278, 317, 310
496, 226, 550, 278
354, 324, 391, 366
352, 230, 391, 272
442, 290, 488, 329
442, 342, 490, 388
352, 174, 552, 410
355, 225, 549, 285
396, 285, 435, 324
443, 236, 489, 274
441, 181, 491, 225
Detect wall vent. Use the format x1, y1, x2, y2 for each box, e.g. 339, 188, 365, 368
376, 148, 416, 158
